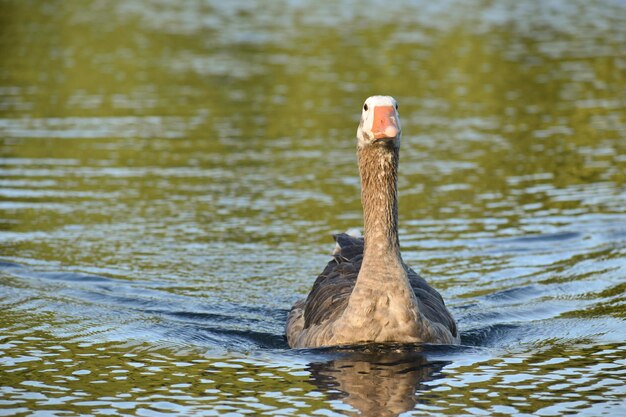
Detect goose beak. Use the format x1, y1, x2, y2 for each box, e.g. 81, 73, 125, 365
371, 106, 399, 140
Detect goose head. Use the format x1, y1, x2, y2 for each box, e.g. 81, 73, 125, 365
356, 95, 402, 148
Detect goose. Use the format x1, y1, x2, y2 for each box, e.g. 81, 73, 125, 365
286, 95, 460, 348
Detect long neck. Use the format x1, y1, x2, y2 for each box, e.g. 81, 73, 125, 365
357, 145, 402, 269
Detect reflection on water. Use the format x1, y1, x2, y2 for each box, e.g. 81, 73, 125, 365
307, 346, 452, 417
1, 0, 626, 415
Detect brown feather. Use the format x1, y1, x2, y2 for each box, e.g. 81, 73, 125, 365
292, 233, 457, 339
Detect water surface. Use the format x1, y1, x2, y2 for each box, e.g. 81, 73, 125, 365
1, 0, 625, 415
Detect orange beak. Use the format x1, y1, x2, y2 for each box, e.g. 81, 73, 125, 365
371, 106, 399, 139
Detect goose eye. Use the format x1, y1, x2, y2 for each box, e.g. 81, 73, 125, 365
395, 103, 398, 110
363, 104, 368, 111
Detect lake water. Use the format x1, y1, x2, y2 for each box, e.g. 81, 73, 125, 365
1, 0, 625, 415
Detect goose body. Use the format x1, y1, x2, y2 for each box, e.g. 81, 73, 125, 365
286, 96, 459, 348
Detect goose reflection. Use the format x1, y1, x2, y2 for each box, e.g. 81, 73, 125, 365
306, 345, 450, 417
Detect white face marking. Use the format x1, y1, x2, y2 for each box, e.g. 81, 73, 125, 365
357, 95, 402, 148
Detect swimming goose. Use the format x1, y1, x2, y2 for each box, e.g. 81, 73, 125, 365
286, 96, 459, 348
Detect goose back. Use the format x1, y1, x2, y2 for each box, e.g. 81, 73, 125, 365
286, 233, 458, 347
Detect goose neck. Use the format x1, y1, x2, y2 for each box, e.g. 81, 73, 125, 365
357, 145, 402, 267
